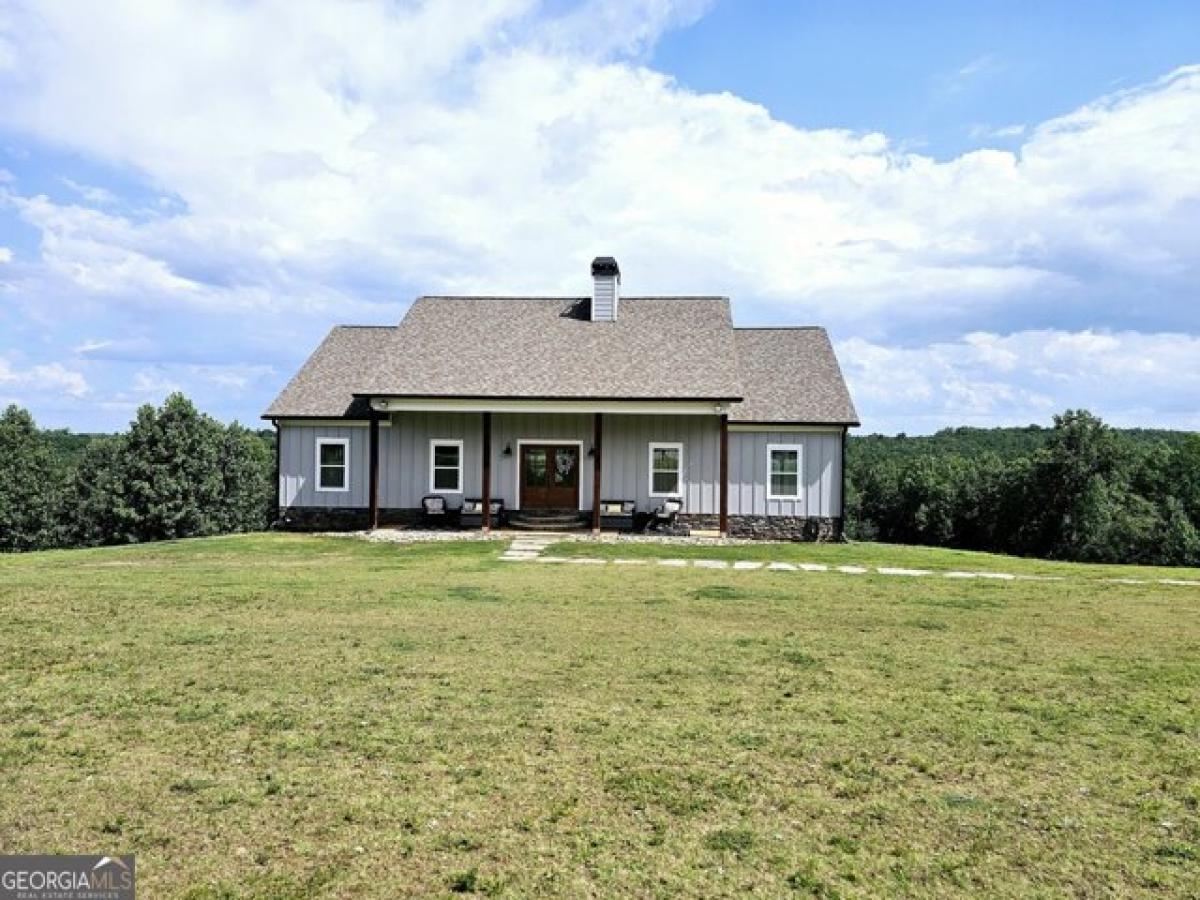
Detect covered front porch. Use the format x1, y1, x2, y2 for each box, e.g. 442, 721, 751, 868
360, 398, 732, 536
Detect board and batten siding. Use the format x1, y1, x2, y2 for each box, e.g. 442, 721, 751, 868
278, 417, 842, 518
279, 423, 374, 508
600, 414, 721, 513
727, 429, 842, 518
491, 413, 595, 510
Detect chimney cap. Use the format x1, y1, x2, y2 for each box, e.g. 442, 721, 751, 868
591, 256, 620, 277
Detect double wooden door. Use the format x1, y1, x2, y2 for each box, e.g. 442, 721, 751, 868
520, 444, 580, 509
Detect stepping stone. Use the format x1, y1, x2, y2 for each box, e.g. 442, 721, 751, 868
979, 573, 1016, 581
1159, 579, 1200, 586
733, 561, 764, 570
613, 559, 647, 565
944, 571, 978, 579
878, 567, 932, 576
799, 563, 828, 572
767, 562, 797, 571
694, 560, 729, 569
657, 559, 688, 567
837, 565, 867, 575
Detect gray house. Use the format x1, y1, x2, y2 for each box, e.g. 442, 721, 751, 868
264, 258, 859, 539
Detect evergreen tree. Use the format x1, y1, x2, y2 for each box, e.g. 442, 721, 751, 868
0, 405, 64, 551
215, 423, 273, 533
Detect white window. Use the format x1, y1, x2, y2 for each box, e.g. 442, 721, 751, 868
429, 439, 463, 493
648, 442, 684, 497
767, 444, 803, 500
315, 438, 350, 492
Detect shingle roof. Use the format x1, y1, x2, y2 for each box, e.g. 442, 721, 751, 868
730, 328, 859, 425
263, 325, 396, 418
356, 296, 744, 400
263, 299, 859, 425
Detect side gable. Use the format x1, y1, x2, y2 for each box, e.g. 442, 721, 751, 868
731, 328, 859, 425
264, 326, 396, 419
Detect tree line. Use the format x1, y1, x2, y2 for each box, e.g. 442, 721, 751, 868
1, 398, 1197, 565
0, 394, 274, 552
846, 410, 1200, 566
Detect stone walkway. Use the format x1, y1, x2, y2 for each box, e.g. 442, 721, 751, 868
497, 534, 1200, 587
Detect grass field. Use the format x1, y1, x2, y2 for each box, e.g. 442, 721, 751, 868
1, 534, 1198, 897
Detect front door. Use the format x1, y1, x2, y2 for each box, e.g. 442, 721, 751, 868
520, 444, 580, 510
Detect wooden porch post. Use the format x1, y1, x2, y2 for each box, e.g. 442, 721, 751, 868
481, 411, 492, 532
591, 412, 603, 534
718, 413, 729, 537
368, 412, 380, 530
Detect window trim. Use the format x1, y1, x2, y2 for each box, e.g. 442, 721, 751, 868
429, 438, 464, 494
314, 437, 351, 492
766, 443, 803, 501
648, 441, 684, 498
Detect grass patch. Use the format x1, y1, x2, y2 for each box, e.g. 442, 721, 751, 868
0, 533, 1197, 896
691, 584, 747, 600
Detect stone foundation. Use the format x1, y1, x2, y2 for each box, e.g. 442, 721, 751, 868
674, 513, 843, 541
678, 513, 720, 530
728, 515, 842, 542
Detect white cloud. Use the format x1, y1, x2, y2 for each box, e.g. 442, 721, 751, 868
968, 123, 1026, 140
131, 368, 181, 398
841, 329, 1200, 432
59, 177, 117, 205
0, 357, 89, 397
0, 5, 1196, 331
0, 245, 11, 263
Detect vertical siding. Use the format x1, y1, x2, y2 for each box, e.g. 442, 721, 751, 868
279, 424, 372, 508
387, 412, 482, 508
600, 414, 721, 513
279, 416, 841, 518
727, 430, 843, 518
491, 413, 594, 510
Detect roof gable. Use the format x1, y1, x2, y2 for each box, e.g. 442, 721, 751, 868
357, 296, 744, 400
730, 328, 859, 425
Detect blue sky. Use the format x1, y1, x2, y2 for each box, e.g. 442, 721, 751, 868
0, 0, 1197, 434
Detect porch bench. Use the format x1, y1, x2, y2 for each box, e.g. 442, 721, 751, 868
460, 498, 505, 528
598, 499, 636, 531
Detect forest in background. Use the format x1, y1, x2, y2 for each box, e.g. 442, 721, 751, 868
2, 399, 1198, 565
846, 414, 1200, 565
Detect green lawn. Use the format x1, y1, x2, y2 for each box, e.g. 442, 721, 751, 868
0, 534, 1197, 898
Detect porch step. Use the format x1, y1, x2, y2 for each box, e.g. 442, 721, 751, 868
508, 510, 589, 531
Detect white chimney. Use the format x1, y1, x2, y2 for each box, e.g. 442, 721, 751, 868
590, 256, 620, 322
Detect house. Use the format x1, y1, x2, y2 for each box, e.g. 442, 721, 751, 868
263, 258, 859, 539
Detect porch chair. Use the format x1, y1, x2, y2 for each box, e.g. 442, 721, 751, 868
421, 494, 450, 527
647, 497, 684, 532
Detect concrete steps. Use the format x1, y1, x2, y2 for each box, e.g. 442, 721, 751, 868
507, 510, 589, 531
